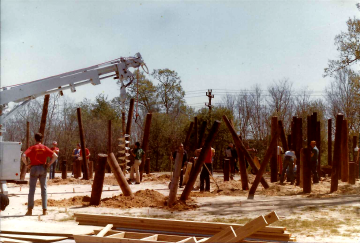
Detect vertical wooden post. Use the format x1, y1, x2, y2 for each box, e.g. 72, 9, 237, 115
126, 99, 135, 137
237, 140, 249, 190
331, 113, 343, 193
76, 160, 82, 179
270, 117, 278, 182
295, 117, 303, 186
278, 120, 289, 152
222, 115, 269, 189
223, 159, 230, 182
20, 121, 30, 180
39, 94, 50, 142
316, 121, 321, 177
61, 160, 67, 179
168, 150, 184, 207
198, 121, 207, 148
287, 135, 292, 151
291, 117, 296, 150
300, 148, 304, 188
341, 120, 349, 182
108, 120, 112, 154
303, 148, 311, 193
353, 136, 358, 178
194, 117, 198, 150
90, 154, 108, 205
184, 122, 194, 151
248, 127, 279, 199
181, 121, 221, 201
140, 113, 152, 181
349, 162, 355, 185
77, 108, 89, 180
107, 153, 133, 197
89, 160, 93, 179
145, 158, 150, 174
328, 119, 332, 166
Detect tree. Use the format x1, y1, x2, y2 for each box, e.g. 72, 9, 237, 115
152, 69, 185, 114
324, 4, 360, 77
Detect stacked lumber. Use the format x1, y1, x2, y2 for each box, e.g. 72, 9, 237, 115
74, 212, 295, 242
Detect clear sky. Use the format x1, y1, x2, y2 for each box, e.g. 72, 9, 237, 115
1, 0, 359, 110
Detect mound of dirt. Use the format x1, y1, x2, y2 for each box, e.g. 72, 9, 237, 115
142, 174, 171, 182
33, 189, 197, 211
47, 178, 93, 186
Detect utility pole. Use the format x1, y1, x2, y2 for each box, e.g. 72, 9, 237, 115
205, 89, 214, 122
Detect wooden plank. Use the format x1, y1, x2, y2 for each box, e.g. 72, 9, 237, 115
253, 157, 261, 169
74, 235, 168, 243
108, 233, 125, 238
183, 162, 193, 185
0, 234, 66, 242
1, 237, 32, 243
97, 224, 114, 237
204, 227, 236, 242
227, 216, 268, 242
141, 235, 158, 241
94, 230, 193, 242
177, 237, 197, 243
264, 211, 279, 225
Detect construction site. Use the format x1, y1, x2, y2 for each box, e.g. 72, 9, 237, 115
1, 1, 360, 243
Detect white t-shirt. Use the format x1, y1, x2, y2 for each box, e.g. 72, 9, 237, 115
277, 146, 283, 155
284, 151, 296, 159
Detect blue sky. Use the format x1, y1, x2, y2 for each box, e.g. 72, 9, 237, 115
1, 0, 359, 109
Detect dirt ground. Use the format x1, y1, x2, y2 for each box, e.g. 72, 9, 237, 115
3, 171, 360, 242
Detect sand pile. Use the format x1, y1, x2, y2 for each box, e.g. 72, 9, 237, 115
142, 173, 171, 182
47, 178, 92, 186
33, 189, 197, 211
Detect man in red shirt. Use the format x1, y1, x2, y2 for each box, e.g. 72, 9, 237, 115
49, 141, 60, 179
199, 147, 215, 192
22, 133, 58, 216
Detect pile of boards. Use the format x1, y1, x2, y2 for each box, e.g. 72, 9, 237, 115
0, 231, 70, 242
74, 211, 296, 242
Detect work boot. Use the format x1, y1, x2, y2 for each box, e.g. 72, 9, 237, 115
43, 209, 48, 215
25, 209, 32, 216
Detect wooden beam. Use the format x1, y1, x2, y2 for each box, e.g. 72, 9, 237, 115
107, 153, 133, 197
184, 122, 194, 152
198, 121, 207, 149
168, 150, 184, 206
328, 119, 332, 166
331, 113, 343, 193
270, 117, 278, 182
341, 120, 349, 182
90, 154, 108, 205
97, 224, 113, 237
295, 117, 302, 186
349, 162, 356, 185
194, 117, 198, 150
140, 113, 152, 181
77, 107, 89, 180
303, 148, 311, 193
39, 94, 50, 142
278, 120, 289, 152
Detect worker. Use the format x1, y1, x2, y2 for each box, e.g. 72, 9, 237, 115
280, 150, 296, 184
277, 145, 283, 175
49, 141, 59, 179
200, 147, 215, 192
72, 144, 81, 176
22, 133, 58, 216
170, 143, 188, 188
310, 141, 319, 183
225, 143, 238, 180
130, 142, 145, 184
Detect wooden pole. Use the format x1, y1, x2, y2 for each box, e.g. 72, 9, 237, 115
278, 120, 289, 152
316, 121, 321, 178
194, 117, 198, 150
248, 127, 279, 199
303, 148, 311, 193
20, 121, 30, 180
341, 120, 349, 182
330, 113, 343, 193
198, 121, 207, 149
39, 94, 50, 142
108, 120, 112, 154
349, 162, 355, 185
76, 160, 82, 179
328, 119, 332, 166
145, 158, 150, 174
61, 160, 67, 179
181, 121, 221, 201
184, 122, 194, 151
237, 141, 249, 190
291, 117, 296, 150
287, 134, 292, 150
353, 136, 358, 178
126, 99, 135, 137
270, 117, 278, 182
222, 115, 270, 189
140, 113, 152, 181
90, 154, 108, 205
223, 159, 230, 182
77, 108, 89, 180
89, 160, 93, 179
107, 153, 133, 197
168, 150, 184, 207
294, 117, 302, 186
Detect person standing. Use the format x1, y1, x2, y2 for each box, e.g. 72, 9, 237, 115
22, 133, 58, 216
72, 144, 80, 176
310, 141, 319, 183
170, 143, 188, 188
130, 142, 145, 184
49, 141, 59, 179
280, 150, 296, 184
200, 147, 215, 192
225, 143, 238, 179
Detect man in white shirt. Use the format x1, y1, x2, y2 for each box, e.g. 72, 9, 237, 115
280, 150, 296, 184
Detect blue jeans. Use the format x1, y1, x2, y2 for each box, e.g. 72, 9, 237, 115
28, 165, 47, 210
49, 160, 58, 179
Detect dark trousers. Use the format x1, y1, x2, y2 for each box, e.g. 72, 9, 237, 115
280, 157, 294, 183
200, 163, 213, 192
311, 161, 319, 183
